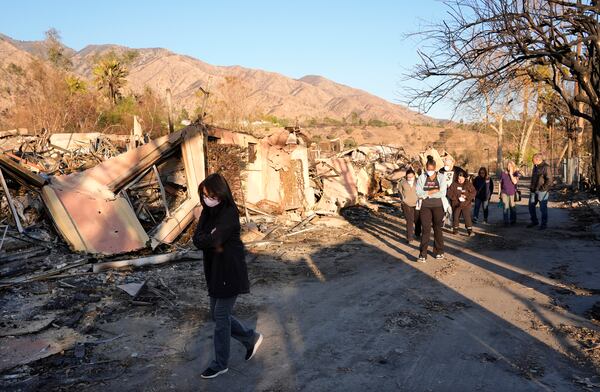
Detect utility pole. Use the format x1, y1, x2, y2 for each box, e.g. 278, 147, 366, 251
166, 88, 174, 133
549, 121, 554, 177
567, 134, 573, 185
199, 76, 212, 121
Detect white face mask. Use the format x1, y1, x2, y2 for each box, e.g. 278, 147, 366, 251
444, 165, 451, 171
407, 178, 415, 185
203, 195, 220, 207
426, 170, 436, 177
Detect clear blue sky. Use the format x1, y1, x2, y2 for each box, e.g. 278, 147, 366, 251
0, 0, 454, 119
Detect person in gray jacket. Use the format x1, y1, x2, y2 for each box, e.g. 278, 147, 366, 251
399, 169, 421, 243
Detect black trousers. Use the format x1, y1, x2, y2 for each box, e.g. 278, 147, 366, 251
452, 204, 473, 229
419, 205, 445, 258
402, 202, 421, 241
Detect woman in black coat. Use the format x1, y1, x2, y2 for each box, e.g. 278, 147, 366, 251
193, 173, 263, 379
472, 167, 494, 224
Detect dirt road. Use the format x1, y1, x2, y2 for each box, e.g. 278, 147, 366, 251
3, 189, 599, 391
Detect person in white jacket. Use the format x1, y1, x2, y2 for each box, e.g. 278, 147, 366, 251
415, 156, 449, 263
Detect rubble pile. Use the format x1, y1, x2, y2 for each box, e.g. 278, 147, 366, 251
206, 142, 248, 205
553, 186, 600, 237
558, 324, 600, 372
0, 129, 126, 236
0, 124, 443, 271
1, 122, 207, 257
1, 124, 434, 263
311, 144, 413, 214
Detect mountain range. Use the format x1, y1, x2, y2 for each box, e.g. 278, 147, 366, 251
0, 33, 431, 125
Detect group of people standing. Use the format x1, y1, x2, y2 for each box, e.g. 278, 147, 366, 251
398, 152, 550, 263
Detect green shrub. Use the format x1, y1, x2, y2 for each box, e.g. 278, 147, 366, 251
367, 118, 389, 127
264, 115, 289, 127
97, 96, 136, 129
7, 63, 25, 76
323, 117, 343, 126
344, 138, 357, 148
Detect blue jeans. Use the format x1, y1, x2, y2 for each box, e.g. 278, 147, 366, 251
210, 296, 256, 371
473, 199, 489, 221
500, 193, 517, 224
528, 191, 548, 226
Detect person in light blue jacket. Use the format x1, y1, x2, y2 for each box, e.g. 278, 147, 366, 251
415, 156, 448, 263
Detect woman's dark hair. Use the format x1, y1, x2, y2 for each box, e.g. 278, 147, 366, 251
426, 155, 436, 169
457, 169, 467, 178
478, 167, 487, 177
405, 168, 415, 176
198, 173, 237, 209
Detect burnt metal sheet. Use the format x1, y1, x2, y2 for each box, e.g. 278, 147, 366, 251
315, 158, 359, 213
41, 125, 206, 255
0, 327, 81, 372
42, 185, 149, 254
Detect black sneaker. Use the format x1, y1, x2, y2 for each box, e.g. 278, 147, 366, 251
467, 229, 473, 236
526, 223, 538, 228
201, 367, 228, 379
245, 333, 263, 361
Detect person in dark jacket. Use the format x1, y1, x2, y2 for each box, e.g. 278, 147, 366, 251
527, 153, 551, 229
448, 170, 476, 236
193, 173, 263, 379
472, 167, 494, 224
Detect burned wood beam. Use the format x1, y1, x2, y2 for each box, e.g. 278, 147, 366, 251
92, 250, 202, 272
152, 165, 170, 218
0, 258, 89, 285
0, 155, 47, 188
0, 225, 7, 252
0, 169, 24, 233
0, 246, 48, 264
243, 203, 274, 217
122, 167, 154, 192
0, 128, 29, 139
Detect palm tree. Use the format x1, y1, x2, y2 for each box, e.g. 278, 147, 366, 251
93, 59, 128, 105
